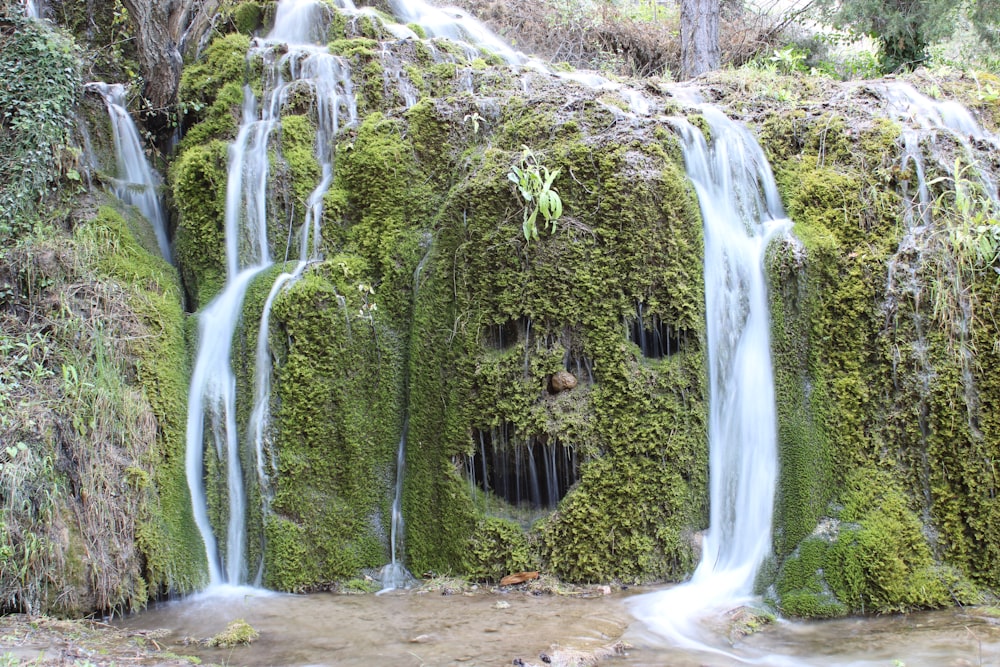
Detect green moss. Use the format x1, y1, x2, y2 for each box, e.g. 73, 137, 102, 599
773, 536, 848, 618
466, 518, 534, 582
278, 113, 321, 228
328, 111, 437, 321
232, 2, 264, 35
76, 206, 206, 599
207, 619, 259, 647
264, 268, 405, 590
826, 471, 951, 613
171, 140, 229, 307
327, 37, 379, 59
397, 104, 707, 582
178, 33, 250, 151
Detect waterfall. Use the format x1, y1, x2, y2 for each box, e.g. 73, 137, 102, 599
85, 82, 172, 262
376, 0, 651, 114
879, 82, 999, 499
630, 105, 789, 649
379, 423, 412, 591
185, 0, 356, 588
23, 0, 39, 19
379, 243, 435, 592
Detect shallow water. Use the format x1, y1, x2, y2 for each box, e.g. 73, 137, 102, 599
120, 587, 1000, 666
120, 586, 631, 666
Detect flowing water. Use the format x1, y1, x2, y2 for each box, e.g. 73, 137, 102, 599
185, 0, 357, 587
118, 588, 1000, 667
879, 80, 1000, 462
628, 106, 789, 656
85, 82, 173, 262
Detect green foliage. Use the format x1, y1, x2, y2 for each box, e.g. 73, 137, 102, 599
811, 0, 999, 72
0, 12, 81, 244
466, 518, 534, 582
507, 147, 564, 242
77, 207, 206, 599
177, 33, 251, 152
264, 268, 405, 590
231, 2, 264, 35
170, 140, 229, 306
926, 157, 1000, 332
767, 46, 809, 74
773, 536, 849, 618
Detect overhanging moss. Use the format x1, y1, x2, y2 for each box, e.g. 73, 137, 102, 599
171, 139, 229, 308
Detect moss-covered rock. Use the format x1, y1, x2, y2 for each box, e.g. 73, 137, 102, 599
466, 517, 534, 582
265, 267, 405, 589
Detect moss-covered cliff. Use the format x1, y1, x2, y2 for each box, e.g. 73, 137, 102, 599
700, 70, 1000, 616
6, 0, 1000, 620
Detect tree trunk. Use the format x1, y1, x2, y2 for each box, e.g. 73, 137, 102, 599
680, 0, 720, 80
120, 0, 192, 111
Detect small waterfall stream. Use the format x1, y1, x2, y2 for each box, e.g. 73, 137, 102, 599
630, 105, 789, 653
85, 82, 173, 262
879, 81, 999, 513
185, 0, 357, 588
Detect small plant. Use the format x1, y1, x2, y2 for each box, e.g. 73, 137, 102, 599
356, 282, 377, 323
507, 147, 563, 243
463, 111, 483, 135
768, 46, 807, 73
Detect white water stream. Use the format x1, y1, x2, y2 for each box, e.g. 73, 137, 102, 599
185, 0, 356, 588
85, 82, 173, 262
879, 81, 999, 503
629, 106, 789, 656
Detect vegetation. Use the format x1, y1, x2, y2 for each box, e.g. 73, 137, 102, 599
4, 0, 1000, 627
206, 618, 259, 647
812, 0, 1000, 72
507, 147, 564, 242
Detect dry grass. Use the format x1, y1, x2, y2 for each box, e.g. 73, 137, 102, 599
0, 223, 166, 616
449, 0, 794, 79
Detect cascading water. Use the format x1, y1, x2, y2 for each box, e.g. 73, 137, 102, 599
185, 0, 356, 588
879, 82, 999, 507
379, 421, 412, 591
377, 0, 651, 114
85, 82, 172, 262
630, 105, 789, 654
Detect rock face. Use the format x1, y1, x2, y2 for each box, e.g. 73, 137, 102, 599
548, 371, 578, 393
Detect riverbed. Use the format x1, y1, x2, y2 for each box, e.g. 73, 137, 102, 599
116, 584, 1000, 666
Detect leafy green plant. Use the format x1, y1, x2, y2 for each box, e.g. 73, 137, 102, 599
507, 147, 563, 243
926, 157, 1000, 337
0, 12, 81, 244
769, 46, 808, 73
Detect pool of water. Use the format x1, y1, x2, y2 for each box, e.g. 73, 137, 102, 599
119, 586, 1000, 666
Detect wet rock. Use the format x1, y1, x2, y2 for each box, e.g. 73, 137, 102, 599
500, 571, 539, 586
548, 371, 577, 393
726, 605, 775, 642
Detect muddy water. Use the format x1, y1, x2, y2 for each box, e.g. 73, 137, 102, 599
120, 587, 1000, 666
